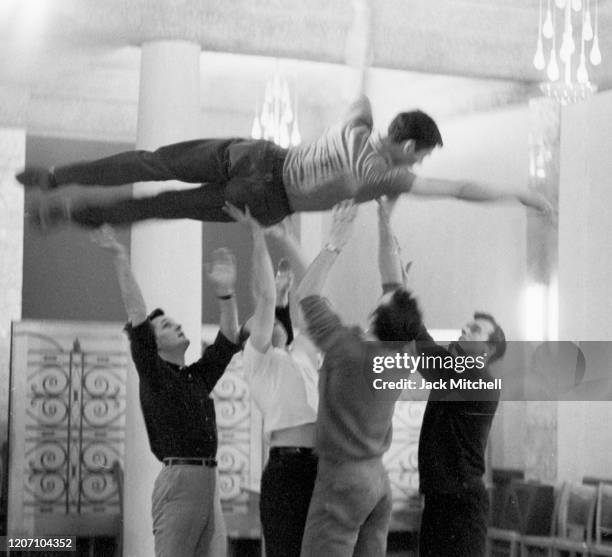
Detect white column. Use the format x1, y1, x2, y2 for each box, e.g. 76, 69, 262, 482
0, 127, 25, 454
124, 41, 202, 557
556, 91, 612, 483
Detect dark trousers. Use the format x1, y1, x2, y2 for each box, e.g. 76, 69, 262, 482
55, 138, 293, 227
259, 449, 318, 557
419, 485, 489, 557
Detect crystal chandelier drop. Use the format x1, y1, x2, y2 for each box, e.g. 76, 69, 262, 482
251, 64, 301, 148
533, 0, 602, 103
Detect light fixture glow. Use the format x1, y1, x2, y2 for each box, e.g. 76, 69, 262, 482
534, 0, 601, 103
547, 47, 560, 81
590, 35, 602, 65
251, 63, 301, 148
534, 38, 546, 69
525, 283, 548, 341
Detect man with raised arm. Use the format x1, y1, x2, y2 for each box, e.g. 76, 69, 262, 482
377, 197, 507, 557
93, 225, 240, 557
296, 202, 424, 556
224, 204, 319, 557
20, 95, 553, 230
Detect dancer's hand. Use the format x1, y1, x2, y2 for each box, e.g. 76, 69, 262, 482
328, 200, 358, 251
518, 190, 557, 224
205, 247, 237, 297
91, 225, 127, 258
223, 202, 263, 235
264, 217, 296, 241
275, 259, 294, 306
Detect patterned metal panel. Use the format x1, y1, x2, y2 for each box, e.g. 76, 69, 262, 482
8, 321, 128, 536
212, 352, 263, 537
384, 401, 425, 530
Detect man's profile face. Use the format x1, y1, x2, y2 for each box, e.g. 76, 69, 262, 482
151, 315, 190, 352
458, 318, 494, 359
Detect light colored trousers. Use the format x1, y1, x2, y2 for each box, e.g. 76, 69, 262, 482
300, 457, 393, 557
151, 464, 227, 557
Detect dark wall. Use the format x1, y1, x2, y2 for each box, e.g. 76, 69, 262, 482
22, 136, 133, 321
22, 137, 283, 325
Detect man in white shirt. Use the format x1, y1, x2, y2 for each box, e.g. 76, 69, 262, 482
226, 203, 319, 557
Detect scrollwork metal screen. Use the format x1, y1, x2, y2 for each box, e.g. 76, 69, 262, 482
8, 321, 128, 536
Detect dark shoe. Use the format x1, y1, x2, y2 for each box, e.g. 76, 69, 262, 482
16, 167, 57, 190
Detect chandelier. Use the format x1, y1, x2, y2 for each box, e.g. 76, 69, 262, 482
533, 0, 602, 103
251, 64, 301, 148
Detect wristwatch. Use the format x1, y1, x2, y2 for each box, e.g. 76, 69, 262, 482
324, 243, 341, 255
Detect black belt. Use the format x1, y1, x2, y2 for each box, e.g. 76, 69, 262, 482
163, 457, 217, 468
269, 447, 316, 458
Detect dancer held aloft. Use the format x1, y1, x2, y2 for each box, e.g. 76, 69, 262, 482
19, 95, 554, 229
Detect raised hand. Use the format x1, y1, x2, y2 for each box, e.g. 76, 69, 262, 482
275, 258, 294, 305
205, 248, 237, 296
222, 202, 262, 234
328, 200, 358, 251
90, 224, 127, 257
264, 216, 296, 241
519, 190, 557, 224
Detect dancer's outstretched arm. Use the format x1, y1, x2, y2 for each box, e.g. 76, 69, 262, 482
224, 203, 276, 353
409, 175, 555, 218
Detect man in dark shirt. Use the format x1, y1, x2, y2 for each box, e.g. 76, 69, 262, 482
375, 197, 507, 557
93, 225, 240, 557
415, 317, 505, 557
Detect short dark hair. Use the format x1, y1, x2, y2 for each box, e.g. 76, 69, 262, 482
372, 289, 423, 342
148, 308, 165, 322
474, 311, 506, 363
388, 110, 443, 151
237, 323, 250, 350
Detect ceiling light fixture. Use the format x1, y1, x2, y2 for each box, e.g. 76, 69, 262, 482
534, 0, 601, 103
